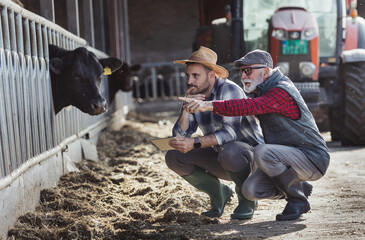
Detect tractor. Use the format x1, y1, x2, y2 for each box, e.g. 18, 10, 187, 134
195, 0, 365, 145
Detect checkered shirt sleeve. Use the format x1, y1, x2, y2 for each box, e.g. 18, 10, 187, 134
213, 87, 300, 119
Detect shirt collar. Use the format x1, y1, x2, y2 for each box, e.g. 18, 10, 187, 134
207, 78, 219, 101
257, 69, 282, 95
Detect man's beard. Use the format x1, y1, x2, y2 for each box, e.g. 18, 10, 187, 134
242, 79, 257, 93
241, 75, 264, 93
187, 74, 211, 95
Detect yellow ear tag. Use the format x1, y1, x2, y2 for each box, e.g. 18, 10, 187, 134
104, 67, 112, 75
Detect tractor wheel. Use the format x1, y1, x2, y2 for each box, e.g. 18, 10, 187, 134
340, 61, 365, 146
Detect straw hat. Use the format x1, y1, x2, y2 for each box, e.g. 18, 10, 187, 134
174, 46, 229, 79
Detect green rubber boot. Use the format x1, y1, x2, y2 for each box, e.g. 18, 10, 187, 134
227, 168, 257, 220
182, 167, 233, 218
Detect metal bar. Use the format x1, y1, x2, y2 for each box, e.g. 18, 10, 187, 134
92, 0, 105, 51
121, 0, 130, 63
42, 25, 54, 150
15, 12, 23, 53
16, 14, 30, 162
66, 0, 80, 36
29, 20, 41, 156
23, 18, 33, 158
1, 6, 10, 50
8, 9, 16, 52
0, 11, 11, 177
144, 76, 151, 99
168, 74, 174, 97
1, 6, 17, 172
36, 23, 47, 152
151, 67, 157, 98
39, 0, 55, 22
81, 0, 95, 47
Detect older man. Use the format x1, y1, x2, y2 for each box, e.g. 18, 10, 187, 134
179, 49, 330, 221
166, 46, 263, 219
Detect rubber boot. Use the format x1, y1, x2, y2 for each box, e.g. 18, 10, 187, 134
227, 169, 257, 220
182, 167, 233, 218
276, 181, 312, 199
271, 167, 310, 221
302, 181, 313, 198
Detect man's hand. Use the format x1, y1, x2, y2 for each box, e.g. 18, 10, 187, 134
178, 97, 214, 113
169, 136, 195, 153
185, 86, 206, 100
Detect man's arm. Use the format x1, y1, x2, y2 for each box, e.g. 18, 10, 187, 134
179, 88, 300, 120
169, 134, 218, 154
173, 93, 205, 136
176, 107, 191, 132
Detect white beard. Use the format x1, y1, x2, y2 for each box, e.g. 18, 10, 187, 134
241, 75, 265, 93
242, 79, 259, 93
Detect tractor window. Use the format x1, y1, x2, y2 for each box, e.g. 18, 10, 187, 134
243, 0, 337, 57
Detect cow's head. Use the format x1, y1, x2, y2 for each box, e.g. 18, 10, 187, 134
49, 45, 122, 115
108, 62, 141, 102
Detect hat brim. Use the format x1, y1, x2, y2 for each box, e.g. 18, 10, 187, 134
174, 60, 229, 79
233, 59, 250, 68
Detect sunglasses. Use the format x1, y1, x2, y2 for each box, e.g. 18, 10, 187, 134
238, 66, 266, 76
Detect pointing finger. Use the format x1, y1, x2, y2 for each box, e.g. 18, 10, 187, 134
178, 97, 194, 103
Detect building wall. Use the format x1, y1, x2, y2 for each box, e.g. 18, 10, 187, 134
128, 0, 199, 64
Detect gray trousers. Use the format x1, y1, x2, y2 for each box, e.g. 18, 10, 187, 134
165, 141, 254, 180
242, 144, 323, 200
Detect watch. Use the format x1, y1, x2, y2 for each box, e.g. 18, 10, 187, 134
193, 137, 202, 149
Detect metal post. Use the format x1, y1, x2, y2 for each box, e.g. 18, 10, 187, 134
81, 0, 95, 47
66, 0, 80, 36
40, 0, 55, 22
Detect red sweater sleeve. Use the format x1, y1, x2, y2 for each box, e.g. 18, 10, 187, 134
213, 87, 300, 120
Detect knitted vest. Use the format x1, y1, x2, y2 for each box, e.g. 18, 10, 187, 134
256, 70, 330, 175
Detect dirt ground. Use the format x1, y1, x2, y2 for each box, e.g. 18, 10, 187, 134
7, 111, 365, 240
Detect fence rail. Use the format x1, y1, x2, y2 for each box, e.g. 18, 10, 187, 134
0, 2, 109, 179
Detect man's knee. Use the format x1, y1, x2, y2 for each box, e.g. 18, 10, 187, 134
165, 150, 178, 170
242, 179, 258, 201
219, 142, 253, 172
165, 150, 194, 176
254, 144, 275, 169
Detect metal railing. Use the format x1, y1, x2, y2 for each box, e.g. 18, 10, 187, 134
132, 62, 187, 101
0, 2, 109, 179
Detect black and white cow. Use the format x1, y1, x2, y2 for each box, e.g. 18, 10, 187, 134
49, 45, 122, 115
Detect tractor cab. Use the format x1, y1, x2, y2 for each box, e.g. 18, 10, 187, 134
243, 0, 340, 81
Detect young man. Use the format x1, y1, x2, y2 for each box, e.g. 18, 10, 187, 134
179, 49, 330, 221
166, 46, 264, 219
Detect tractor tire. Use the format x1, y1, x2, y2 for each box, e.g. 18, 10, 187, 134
340, 61, 365, 146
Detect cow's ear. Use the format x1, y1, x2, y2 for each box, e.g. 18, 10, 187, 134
130, 64, 141, 72
50, 58, 63, 74
99, 57, 123, 73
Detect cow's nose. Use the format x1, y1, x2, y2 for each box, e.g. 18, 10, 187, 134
91, 98, 107, 113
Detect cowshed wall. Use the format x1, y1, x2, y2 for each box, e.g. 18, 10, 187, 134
128, 0, 199, 64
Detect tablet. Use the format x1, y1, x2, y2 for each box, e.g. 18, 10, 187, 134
150, 137, 175, 151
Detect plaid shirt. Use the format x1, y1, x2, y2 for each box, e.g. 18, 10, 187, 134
212, 87, 300, 119
173, 78, 264, 147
